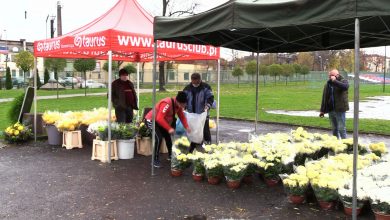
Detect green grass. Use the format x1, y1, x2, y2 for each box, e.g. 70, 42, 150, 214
0, 88, 108, 99
1, 82, 389, 135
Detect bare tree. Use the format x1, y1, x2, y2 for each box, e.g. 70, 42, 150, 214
158, 0, 199, 91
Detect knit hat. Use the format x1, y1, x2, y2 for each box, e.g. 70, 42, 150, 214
119, 68, 129, 76
176, 91, 187, 103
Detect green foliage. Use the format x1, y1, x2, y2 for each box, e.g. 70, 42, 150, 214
300, 65, 310, 75
103, 61, 119, 72
5, 67, 12, 90
137, 122, 151, 137
36, 69, 42, 89
123, 64, 137, 74
245, 60, 257, 77
292, 63, 302, 74
205, 164, 223, 178
7, 92, 25, 123
268, 64, 283, 77
44, 58, 67, 73
313, 186, 338, 202
285, 185, 307, 196
232, 66, 244, 77
113, 123, 137, 139
14, 51, 34, 73
44, 68, 50, 84
259, 64, 269, 76
193, 160, 205, 175
73, 59, 96, 73
371, 202, 390, 214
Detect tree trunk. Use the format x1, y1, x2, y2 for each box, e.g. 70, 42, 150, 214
285, 76, 288, 86
84, 71, 87, 97
159, 61, 166, 91
141, 62, 145, 84
72, 72, 74, 89
263, 75, 266, 86
238, 76, 240, 88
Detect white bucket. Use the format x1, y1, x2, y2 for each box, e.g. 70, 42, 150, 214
117, 139, 135, 159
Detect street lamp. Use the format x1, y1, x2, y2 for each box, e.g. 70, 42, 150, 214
318, 55, 323, 71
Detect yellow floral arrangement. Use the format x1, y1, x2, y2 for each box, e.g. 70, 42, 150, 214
4, 122, 32, 144
369, 142, 387, 156
42, 111, 62, 125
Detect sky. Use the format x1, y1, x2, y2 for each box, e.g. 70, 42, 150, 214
0, 0, 387, 58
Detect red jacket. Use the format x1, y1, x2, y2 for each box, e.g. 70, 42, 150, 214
145, 97, 189, 131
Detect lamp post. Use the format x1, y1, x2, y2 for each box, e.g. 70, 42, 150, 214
318, 55, 323, 71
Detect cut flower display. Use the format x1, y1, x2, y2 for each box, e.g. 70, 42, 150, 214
4, 122, 32, 144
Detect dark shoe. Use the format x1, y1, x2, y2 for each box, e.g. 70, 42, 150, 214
153, 160, 163, 168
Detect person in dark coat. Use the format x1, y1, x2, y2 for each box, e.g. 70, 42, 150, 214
183, 73, 214, 152
319, 69, 349, 139
111, 68, 138, 123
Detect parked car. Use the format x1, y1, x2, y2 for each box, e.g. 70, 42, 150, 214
79, 80, 106, 88
63, 77, 79, 85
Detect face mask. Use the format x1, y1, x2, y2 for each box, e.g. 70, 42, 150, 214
192, 83, 200, 87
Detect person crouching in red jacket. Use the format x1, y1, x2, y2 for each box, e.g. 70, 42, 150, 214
145, 91, 191, 168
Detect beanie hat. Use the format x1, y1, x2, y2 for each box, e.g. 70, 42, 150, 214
176, 91, 187, 103
119, 68, 129, 76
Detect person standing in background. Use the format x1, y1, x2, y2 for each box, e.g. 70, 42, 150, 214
183, 73, 214, 152
112, 68, 138, 123
319, 69, 349, 139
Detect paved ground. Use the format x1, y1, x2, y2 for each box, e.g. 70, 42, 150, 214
1, 119, 387, 220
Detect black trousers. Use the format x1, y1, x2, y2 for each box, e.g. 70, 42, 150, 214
146, 120, 172, 161
115, 106, 133, 123
189, 117, 211, 153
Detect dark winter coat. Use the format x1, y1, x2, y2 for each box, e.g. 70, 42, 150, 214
111, 79, 138, 110
320, 75, 349, 113
183, 82, 214, 114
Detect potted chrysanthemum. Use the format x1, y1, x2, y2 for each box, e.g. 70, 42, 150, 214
369, 142, 387, 157
204, 157, 223, 185
369, 187, 390, 219
282, 166, 309, 204
113, 123, 137, 159
188, 151, 206, 182
42, 110, 62, 145
223, 163, 247, 189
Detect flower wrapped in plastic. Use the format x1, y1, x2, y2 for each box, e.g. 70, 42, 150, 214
173, 136, 190, 153
87, 121, 118, 141
42, 111, 62, 125
4, 122, 32, 144
137, 121, 151, 138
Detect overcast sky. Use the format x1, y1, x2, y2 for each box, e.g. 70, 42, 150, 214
0, 0, 386, 57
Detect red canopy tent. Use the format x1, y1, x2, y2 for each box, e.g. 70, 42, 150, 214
33, 0, 219, 61
31, 0, 220, 164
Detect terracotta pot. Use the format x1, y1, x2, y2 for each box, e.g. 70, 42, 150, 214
288, 195, 305, 204
264, 177, 280, 187
226, 180, 240, 189
192, 173, 204, 182
374, 211, 390, 220
171, 169, 183, 177
207, 176, 221, 185
242, 175, 253, 184
343, 206, 362, 216
318, 200, 335, 210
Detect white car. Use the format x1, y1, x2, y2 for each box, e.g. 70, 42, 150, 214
64, 77, 79, 85
80, 80, 106, 88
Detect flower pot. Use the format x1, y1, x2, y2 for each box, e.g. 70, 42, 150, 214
343, 206, 362, 216
242, 175, 253, 184
374, 212, 390, 220
117, 139, 135, 159
207, 176, 221, 185
46, 124, 62, 146
171, 169, 183, 177
226, 180, 240, 189
136, 137, 152, 156
288, 195, 305, 204
79, 124, 95, 147
192, 173, 204, 182
264, 177, 280, 187
318, 200, 335, 210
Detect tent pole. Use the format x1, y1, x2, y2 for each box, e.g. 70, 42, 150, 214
255, 48, 260, 133
384, 46, 386, 92
216, 59, 220, 144
34, 57, 37, 142
137, 62, 140, 121
107, 51, 113, 164
151, 41, 157, 176
352, 18, 360, 220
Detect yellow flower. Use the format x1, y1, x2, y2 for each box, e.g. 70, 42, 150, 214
14, 130, 20, 135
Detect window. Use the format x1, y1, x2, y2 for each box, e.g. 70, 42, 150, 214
184, 72, 189, 80
168, 70, 175, 81
26, 71, 30, 77
202, 73, 208, 81
19, 69, 23, 77
12, 70, 16, 77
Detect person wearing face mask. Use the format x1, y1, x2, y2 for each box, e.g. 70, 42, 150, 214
183, 73, 214, 152
319, 69, 349, 139
111, 68, 138, 123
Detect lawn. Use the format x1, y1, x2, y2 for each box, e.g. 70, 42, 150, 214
1, 82, 389, 135
0, 88, 108, 99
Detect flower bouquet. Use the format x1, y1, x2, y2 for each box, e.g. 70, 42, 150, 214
42, 111, 62, 125
4, 122, 32, 144
137, 121, 151, 138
